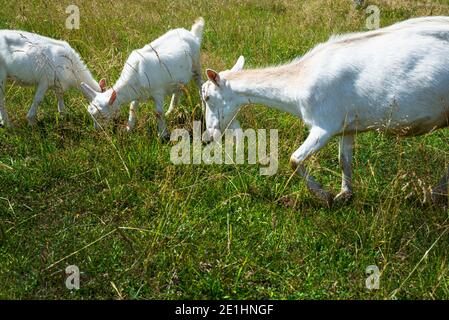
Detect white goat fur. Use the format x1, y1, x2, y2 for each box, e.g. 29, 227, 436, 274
81, 18, 205, 136
0, 30, 103, 126
202, 16, 449, 206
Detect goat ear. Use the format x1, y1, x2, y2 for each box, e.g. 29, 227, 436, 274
206, 69, 220, 87
230, 55, 245, 72
80, 82, 97, 102
99, 78, 106, 92
109, 89, 117, 106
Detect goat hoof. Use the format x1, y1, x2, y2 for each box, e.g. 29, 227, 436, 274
334, 190, 353, 206
431, 189, 448, 210
27, 117, 36, 126
159, 131, 170, 142
309, 188, 334, 208
0, 121, 13, 129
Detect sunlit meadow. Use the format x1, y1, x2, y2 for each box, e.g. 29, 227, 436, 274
0, 0, 448, 299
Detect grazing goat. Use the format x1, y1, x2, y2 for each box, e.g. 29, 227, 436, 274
80, 17, 205, 138
202, 16, 449, 207
0, 30, 105, 127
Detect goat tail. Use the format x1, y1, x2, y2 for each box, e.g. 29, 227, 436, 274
191, 17, 205, 42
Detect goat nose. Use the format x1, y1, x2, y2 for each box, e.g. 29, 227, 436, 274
88, 105, 96, 115
201, 135, 212, 145
201, 134, 211, 144
202, 128, 221, 144
202, 129, 214, 143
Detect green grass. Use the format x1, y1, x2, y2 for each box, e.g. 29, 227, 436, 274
0, 0, 448, 299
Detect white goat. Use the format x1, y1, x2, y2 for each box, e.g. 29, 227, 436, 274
202, 16, 449, 207
80, 18, 205, 138
0, 30, 105, 127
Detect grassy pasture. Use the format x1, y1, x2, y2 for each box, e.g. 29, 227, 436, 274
0, 0, 448, 299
